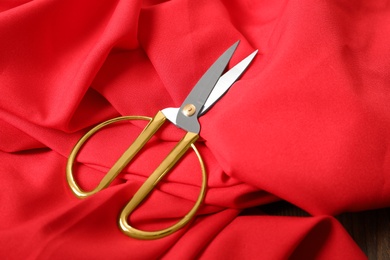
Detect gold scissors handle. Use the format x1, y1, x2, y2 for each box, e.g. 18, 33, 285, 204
66, 111, 207, 239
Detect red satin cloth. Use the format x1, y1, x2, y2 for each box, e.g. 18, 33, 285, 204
1, 0, 389, 259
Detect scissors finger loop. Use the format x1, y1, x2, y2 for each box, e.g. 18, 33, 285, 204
119, 141, 206, 240
66, 114, 163, 198
66, 113, 207, 240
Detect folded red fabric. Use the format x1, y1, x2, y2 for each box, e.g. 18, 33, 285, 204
1, 0, 389, 259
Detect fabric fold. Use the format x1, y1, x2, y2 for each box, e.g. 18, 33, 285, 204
1, 0, 389, 258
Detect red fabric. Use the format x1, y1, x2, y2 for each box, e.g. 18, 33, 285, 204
0, 0, 389, 259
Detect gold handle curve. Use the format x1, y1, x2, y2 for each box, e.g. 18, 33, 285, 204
66, 112, 165, 198
119, 132, 207, 240
66, 112, 207, 239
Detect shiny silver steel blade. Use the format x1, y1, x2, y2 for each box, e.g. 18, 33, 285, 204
161, 49, 258, 127
161, 107, 179, 125
199, 49, 258, 115
175, 41, 240, 133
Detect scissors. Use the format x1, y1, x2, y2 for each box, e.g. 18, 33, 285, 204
66, 41, 257, 240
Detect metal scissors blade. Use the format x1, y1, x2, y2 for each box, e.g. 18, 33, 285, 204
162, 47, 257, 126
199, 49, 258, 115
175, 41, 240, 133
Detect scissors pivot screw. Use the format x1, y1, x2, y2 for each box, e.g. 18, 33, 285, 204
182, 104, 196, 117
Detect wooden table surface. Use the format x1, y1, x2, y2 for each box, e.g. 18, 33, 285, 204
259, 201, 390, 259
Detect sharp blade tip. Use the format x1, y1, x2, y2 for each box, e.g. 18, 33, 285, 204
245, 50, 258, 62
230, 40, 240, 51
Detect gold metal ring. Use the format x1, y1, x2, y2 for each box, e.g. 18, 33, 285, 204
66, 116, 207, 239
